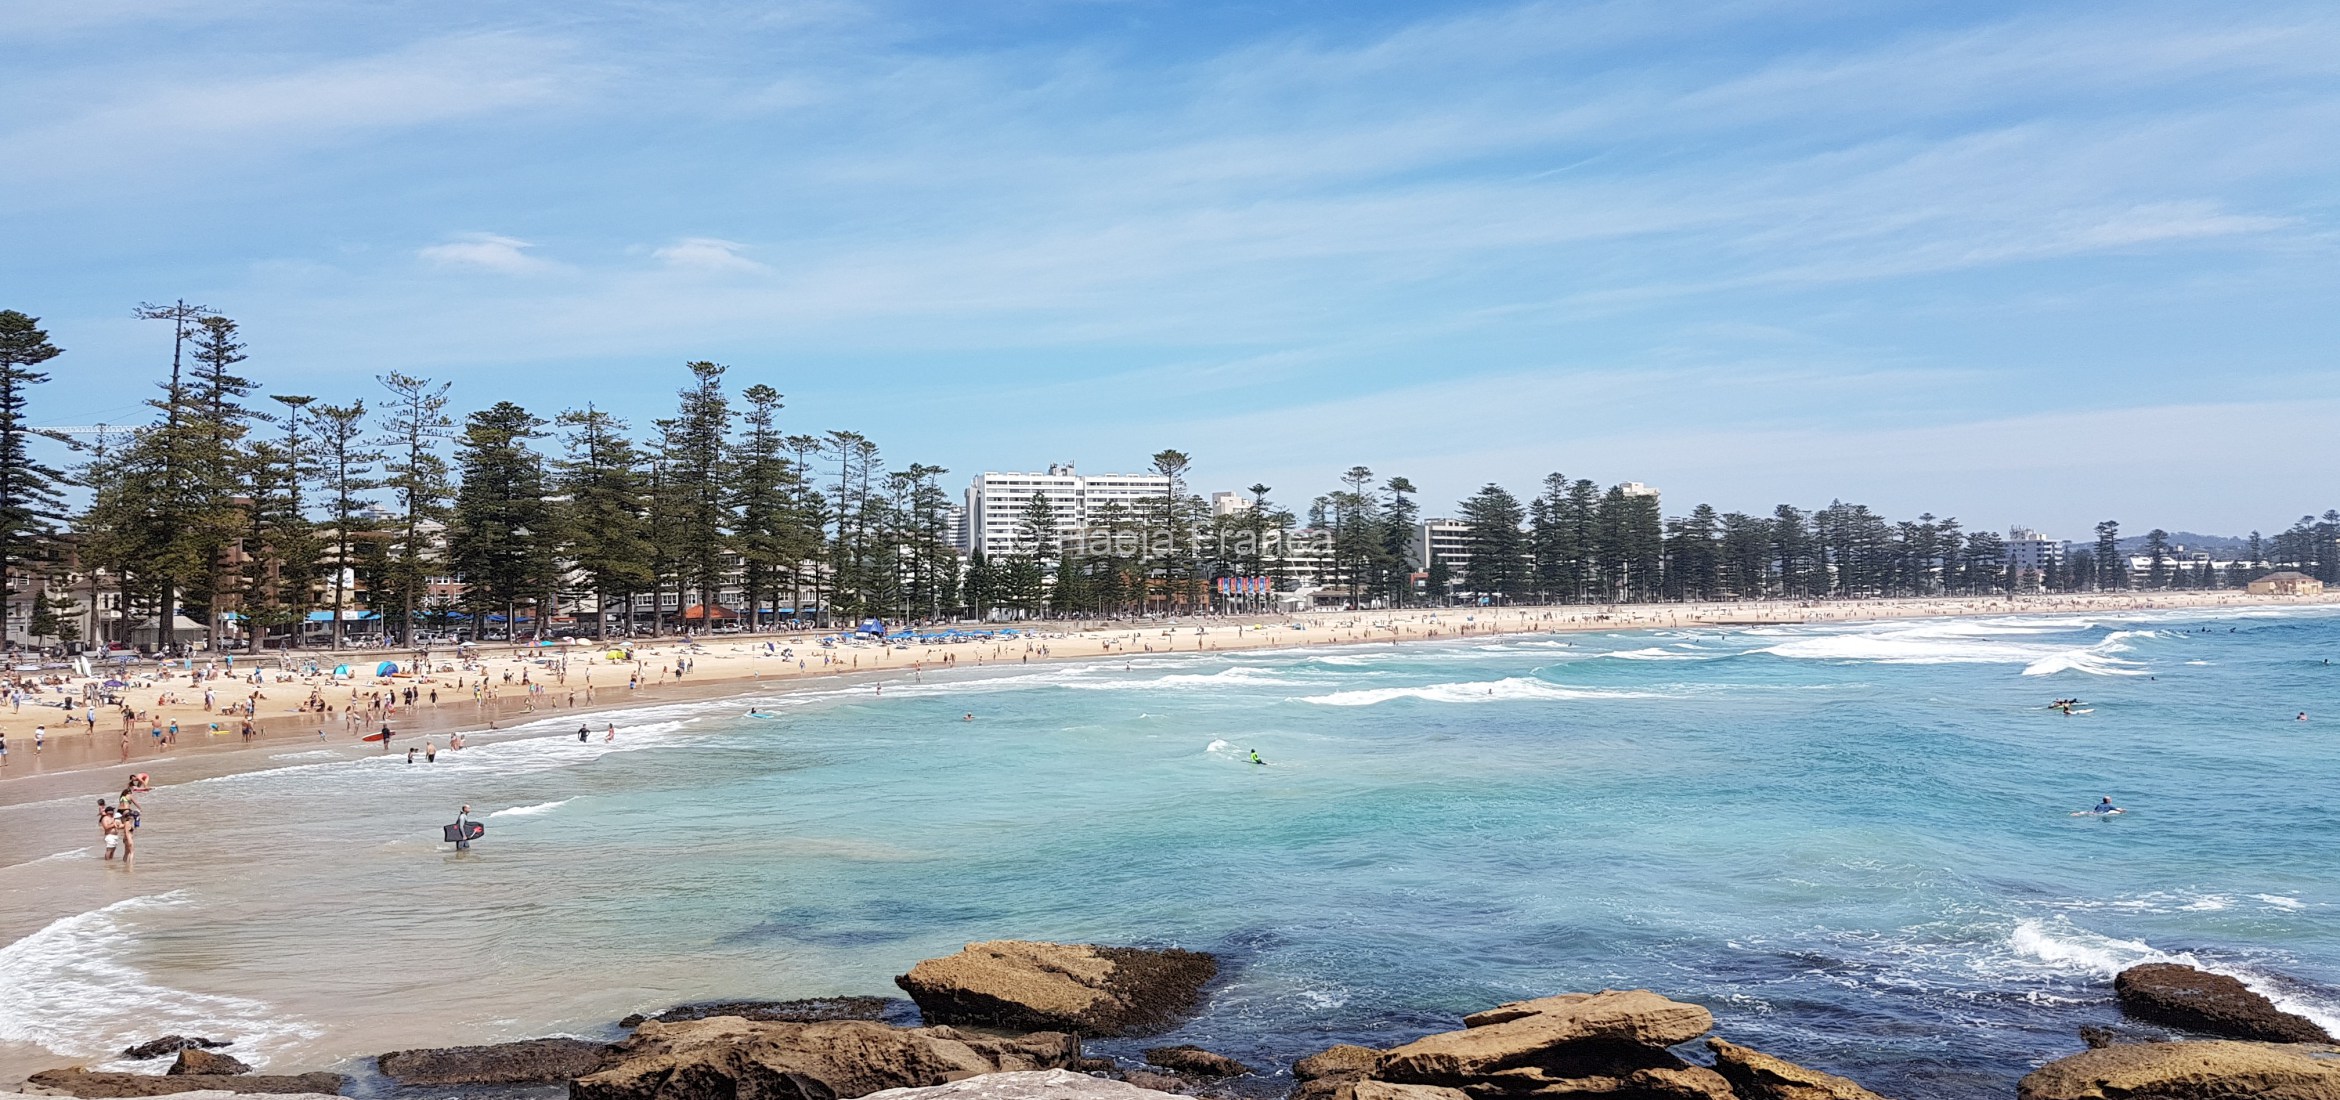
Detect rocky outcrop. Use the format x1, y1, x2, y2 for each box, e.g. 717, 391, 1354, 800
1291, 1044, 1381, 1100
863, 1069, 1186, 1100
1348, 1084, 1468, 1100
167, 1050, 252, 1077
376, 1037, 613, 1086
895, 942, 1218, 1037
2017, 1039, 2340, 1100
1294, 1046, 1380, 1082
569, 1016, 1079, 1100
1288, 991, 1893, 1100
22, 1068, 348, 1096
122, 1039, 232, 1061
1140, 1046, 1252, 1078
1706, 1040, 1889, 1100
1117, 1071, 1186, 1094
1375, 991, 1713, 1084
2114, 963, 2334, 1043
622, 998, 910, 1029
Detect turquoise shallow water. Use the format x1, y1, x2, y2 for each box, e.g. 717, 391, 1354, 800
3, 607, 2339, 1097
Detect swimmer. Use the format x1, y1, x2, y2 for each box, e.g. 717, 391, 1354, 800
578, 724, 590, 742
2074, 796, 2124, 817
963, 713, 974, 722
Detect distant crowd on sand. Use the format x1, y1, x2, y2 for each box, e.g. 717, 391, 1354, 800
2, 590, 2331, 780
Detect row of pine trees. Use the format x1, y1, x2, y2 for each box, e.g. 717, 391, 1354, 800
3, 306, 2336, 648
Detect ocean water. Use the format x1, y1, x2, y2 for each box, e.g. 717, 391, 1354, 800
3, 607, 2339, 1097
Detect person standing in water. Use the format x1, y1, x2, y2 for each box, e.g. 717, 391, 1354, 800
453, 804, 474, 851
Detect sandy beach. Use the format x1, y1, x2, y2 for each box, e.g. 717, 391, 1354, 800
3, 589, 2329, 798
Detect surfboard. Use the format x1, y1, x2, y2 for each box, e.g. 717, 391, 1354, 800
362, 731, 392, 742
2069, 809, 2125, 817
441, 821, 487, 842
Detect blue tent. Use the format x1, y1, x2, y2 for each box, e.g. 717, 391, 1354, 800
375, 661, 400, 676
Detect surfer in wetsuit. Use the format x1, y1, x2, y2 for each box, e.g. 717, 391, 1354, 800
454, 804, 474, 850
2087, 796, 2122, 816
1249, 749, 1266, 766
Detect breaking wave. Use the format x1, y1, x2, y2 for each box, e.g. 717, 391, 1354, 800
1300, 677, 1658, 706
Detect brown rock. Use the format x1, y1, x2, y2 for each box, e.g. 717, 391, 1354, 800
376, 1037, 612, 1086
23, 1068, 348, 1096
569, 1016, 1079, 1100
1626, 1065, 1739, 1100
1141, 1047, 1252, 1078
2018, 1039, 2340, 1100
1349, 1083, 1469, 1100
122, 1038, 232, 1061
1288, 1075, 1359, 1100
167, 1050, 252, 1077
1120, 1071, 1188, 1094
896, 942, 1218, 1037
1706, 1039, 1888, 1100
623, 998, 910, 1029
2115, 963, 2334, 1044
1462, 995, 1594, 1030
1376, 991, 1714, 1085
1294, 1046, 1380, 1082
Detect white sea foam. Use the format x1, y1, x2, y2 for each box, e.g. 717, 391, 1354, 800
2008, 919, 2340, 1036
489, 797, 575, 818
2256, 894, 2309, 911
1299, 677, 1656, 706
267, 749, 343, 762
1756, 621, 2152, 676
0, 893, 318, 1067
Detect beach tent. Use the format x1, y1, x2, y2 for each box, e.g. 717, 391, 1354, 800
332, 664, 351, 677
375, 661, 400, 676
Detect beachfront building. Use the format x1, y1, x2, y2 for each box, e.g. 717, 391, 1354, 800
960, 464, 1173, 557
1408, 519, 1473, 578
2246, 571, 2325, 596
2005, 528, 2066, 573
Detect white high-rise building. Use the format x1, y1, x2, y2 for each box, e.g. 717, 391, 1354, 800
960, 463, 1173, 557
2005, 527, 2066, 573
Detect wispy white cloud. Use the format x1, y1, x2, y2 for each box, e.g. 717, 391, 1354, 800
652, 237, 770, 273
419, 234, 556, 274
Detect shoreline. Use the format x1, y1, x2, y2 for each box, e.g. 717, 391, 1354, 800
3, 590, 2330, 802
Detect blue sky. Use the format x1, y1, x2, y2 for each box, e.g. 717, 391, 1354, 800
5, 0, 2335, 537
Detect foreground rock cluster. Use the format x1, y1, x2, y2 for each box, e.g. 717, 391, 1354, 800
15, 944, 2340, 1099
1293, 990, 1886, 1100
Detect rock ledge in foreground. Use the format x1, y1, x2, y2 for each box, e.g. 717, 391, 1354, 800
570, 1016, 1078, 1100
2018, 1038, 2340, 1100
375, 1037, 613, 1086
1707, 1038, 1892, 1100
895, 941, 1218, 1036
23, 1068, 348, 1097
2115, 962, 2335, 1043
